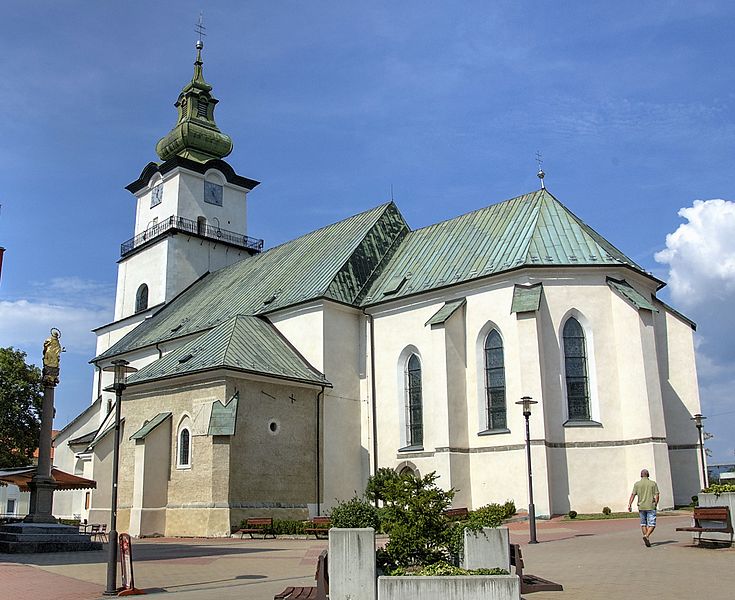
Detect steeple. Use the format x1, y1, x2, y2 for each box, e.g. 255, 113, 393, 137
155, 39, 233, 163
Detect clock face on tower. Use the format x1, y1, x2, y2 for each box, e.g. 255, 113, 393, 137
204, 181, 223, 206
150, 184, 163, 208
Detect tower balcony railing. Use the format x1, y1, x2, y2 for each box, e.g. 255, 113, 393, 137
120, 215, 264, 258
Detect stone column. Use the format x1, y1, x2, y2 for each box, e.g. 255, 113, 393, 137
24, 364, 59, 524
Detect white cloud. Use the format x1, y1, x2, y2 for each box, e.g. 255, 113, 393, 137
655, 199, 735, 308
0, 277, 113, 362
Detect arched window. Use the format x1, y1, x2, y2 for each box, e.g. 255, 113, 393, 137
484, 329, 506, 430
177, 427, 191, 468
563, 317, 590, 421
135, 284, 148, 313
405, 354, 423, 447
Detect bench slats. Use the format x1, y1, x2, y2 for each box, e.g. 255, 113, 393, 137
237, 517, 276, 539
675, 506, 734, 545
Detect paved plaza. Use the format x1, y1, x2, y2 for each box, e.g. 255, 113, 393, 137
0, 515, 733, 600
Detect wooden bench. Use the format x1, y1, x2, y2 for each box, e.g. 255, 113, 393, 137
676, 506, 734, 545
304, 516, 331, 539
235, 517, 276, 539
274, 549, 328, 600
443, 507, 470, 520
510, 543, 563, 594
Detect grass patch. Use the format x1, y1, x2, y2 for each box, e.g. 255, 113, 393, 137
564, 511, 679, 521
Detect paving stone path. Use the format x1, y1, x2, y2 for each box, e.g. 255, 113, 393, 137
0, 514, 732, 599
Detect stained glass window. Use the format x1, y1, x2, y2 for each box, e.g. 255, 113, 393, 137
406, 354, 423, 447
563, 318, 590, 420
484, 329, 506, 430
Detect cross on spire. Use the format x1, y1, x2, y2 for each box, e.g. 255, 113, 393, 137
535, 151, 546, 189
195, 12, 207, 48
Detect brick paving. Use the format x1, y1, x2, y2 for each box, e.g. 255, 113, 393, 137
0, 515, 733, 599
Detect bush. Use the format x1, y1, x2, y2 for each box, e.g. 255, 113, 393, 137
447, 503, 510, 562
387, 561, 509, 576
602, 506, 612, 516
691, 495, 699, 507
568, 510, 578, 519
502, 500, 516, 519
272, 519, 306, 535
703, 483, 735, 497
330, 497, 380, 530
371, 470, 454, 568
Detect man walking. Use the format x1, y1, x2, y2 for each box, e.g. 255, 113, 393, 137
628, 469, 660, 547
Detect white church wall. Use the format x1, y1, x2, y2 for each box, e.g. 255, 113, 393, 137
166, 234, 252, 301
52, 399, 101, 520
114, 239, 169, 320
269, 302, 325, 372
133, 171, 179, 236
367, 268, 694, 516
321, 302, 365, 509
176, 170, 248, 236
654, 306, 703, 504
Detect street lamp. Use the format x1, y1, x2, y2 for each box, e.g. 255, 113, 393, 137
691, 413, 708, 489
102, 359, 137, 596
516, 396, 539, 544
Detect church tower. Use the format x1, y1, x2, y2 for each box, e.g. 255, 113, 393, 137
112, 40, 261, 325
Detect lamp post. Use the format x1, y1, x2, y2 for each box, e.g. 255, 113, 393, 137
102, 359, 137, 596
516, 396, 539, 544
691, 413, 708, 489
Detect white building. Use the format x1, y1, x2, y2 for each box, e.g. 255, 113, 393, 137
53, 43, 704, 535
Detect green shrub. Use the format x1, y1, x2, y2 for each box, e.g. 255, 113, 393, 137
272, 519, 306, 535
691, 495, 699, 507
372, 470, 454, 568
330, 497, 380, 529
502, 500, 516, 519
568, 510, 578, 519
602, 506, 612, 516
703, 483, 735, 497
387, 561, 509, 576
447, 503, 509, 562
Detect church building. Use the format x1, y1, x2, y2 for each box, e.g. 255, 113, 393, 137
53, 42, 705, 537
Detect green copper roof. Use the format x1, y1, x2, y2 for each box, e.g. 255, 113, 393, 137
208, 393, 239, 436
425, 298, 466, 327
363, 189, 649, 305
129, 412, 172, 441
607, 277, 657, 312
511, 283, 543, 313
95, 203, 404, 361
155, 43, 233, 163
125, 315, 330, 387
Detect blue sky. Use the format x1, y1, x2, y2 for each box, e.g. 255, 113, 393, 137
0, 1, 733, 463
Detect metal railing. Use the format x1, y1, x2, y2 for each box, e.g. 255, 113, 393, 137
120, 216, 264, 257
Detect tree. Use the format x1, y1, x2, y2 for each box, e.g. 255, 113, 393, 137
369, 469, 455, 567
0, 347, 43, 467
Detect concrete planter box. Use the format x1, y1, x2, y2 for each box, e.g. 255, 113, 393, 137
378, 575, 520, 600
696, 492, 735, 545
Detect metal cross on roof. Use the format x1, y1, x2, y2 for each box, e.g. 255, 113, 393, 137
535, 151, 546, 189
195, 12, 207, 45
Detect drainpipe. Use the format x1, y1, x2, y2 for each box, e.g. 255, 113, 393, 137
366, 312, 378, 479
155, 341, 163, 359
95, 363, 102, 400
316, 386, 325, 516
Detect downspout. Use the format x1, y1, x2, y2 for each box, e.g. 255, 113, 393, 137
367, 312, 378, 480
95, 363, 102, 400
316, 385, 325, 516
155, 341, 163, 359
